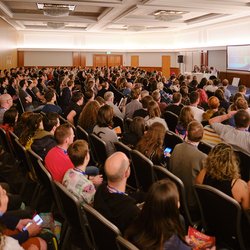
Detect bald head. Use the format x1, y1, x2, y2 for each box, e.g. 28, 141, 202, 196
0, 94, 13, 109
104, 152, 130, 183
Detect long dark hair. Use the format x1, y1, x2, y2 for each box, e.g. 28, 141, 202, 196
125, 179, 185, 250
19, 113, 43, 146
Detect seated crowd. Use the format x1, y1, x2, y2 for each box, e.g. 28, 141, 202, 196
0, 65, 249, 249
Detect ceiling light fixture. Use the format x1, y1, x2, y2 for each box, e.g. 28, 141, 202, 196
37, 3, 75, 17
153, 10, 184, 21
47, 22, 65, 29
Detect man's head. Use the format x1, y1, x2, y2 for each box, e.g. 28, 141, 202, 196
234, 110, 250, 129
238, 85, 246, 94
45, 89, 56, 103
189, 91, 200, 105
54, 123, 75, 147
0, 94, 13, 109
68, 140, 90, 168
104, 91, 114, 102
131, 87, 141, 100
43, 112, 60, 134
187, 121, 204, 142
104, 152, 130, 184
172, 92, 182, 104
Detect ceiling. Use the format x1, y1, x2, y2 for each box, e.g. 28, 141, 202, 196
1, 0, 250, 33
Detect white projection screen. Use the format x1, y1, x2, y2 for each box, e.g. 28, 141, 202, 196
227, 45, 250, 71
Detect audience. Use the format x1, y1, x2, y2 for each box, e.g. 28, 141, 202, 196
1, 66, 249, 249
0, 94, 13, 124
31, 112, 59, 159
125, 179, 190, 250
125, 87, 142, 119
94, 152, 140, 233
19, 113, 43, 149
196, 143, 250, 210
136, 122, 167, 166
165, 92, 183, 116
41, 89, 62, 114
175, 106, 195, 139
209, 109, 250, 156
0, 186, 46, 250
189, 91, 204, 122
144, 100, 168, 130
62, 140, 103, 204
65, 91, 84, 126
121, 116, 145, 148
78, 100, 100, 134
169, 121, 207, 218
93, 104, 118, 156
45, 123, 75, 182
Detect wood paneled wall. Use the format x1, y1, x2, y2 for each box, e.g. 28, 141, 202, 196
219, 71, 250, 88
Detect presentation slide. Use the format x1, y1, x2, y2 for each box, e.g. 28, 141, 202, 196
227, 45, 250, 71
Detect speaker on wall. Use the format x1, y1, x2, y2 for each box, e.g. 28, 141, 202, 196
178, 55, 184, 63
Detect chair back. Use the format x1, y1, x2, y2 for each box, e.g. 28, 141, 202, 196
54, 182, 95, 249
234, 151, 250, 182
83, 203, 121, 250
116, 236, 139, 250
163, 111, 178, 132
14, 97, 25, 114
59, 115, 76, 132
153, 165, 197, 227
194, 184, 247, 250
114, 142, 139, 191
14, 138, 35, 177
0, 127, 13, 154
76, 125, 89, 141
130, 150, 155, 192
164, 130, 183, 152
198, 141, 213, 155
89, 133, 108, 168
113, 116, 124, 133
8, 131, 18, 155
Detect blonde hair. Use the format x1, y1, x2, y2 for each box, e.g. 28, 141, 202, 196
205, 143, 240, 181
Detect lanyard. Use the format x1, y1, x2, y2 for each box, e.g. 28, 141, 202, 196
73, 168, 87, 176
107, 185, 126, 195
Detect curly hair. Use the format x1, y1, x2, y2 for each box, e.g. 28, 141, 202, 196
205, 143, 240, 181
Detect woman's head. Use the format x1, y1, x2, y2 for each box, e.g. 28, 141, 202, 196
143, 179, 180, 220
78, 100, 100, 131
26, 113, 43, 131
96, 104, 114, 127
208, 96, 220, 110
146, 122, 166, 143
2, 108, 18, 127
205, 143, 240, 181
197, 88, 208, 104
147, 100, 161, 118
178, 106, 194, 128
129, 116, 145, 138
125, 179, 184, 249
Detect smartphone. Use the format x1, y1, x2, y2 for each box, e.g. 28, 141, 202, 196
22, 214, 43, 231
164, 147, 172, 157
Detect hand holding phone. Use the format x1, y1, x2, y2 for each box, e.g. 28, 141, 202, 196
164, 147, 172, 157
22, 215, 43, 231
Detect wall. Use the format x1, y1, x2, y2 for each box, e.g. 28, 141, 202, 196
24, 51, 72, 66
0, 18, 17, 69
208, 50, 226, 71
22, 51, 179, 68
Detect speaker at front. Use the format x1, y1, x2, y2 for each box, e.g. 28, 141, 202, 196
178, 55, 184, 63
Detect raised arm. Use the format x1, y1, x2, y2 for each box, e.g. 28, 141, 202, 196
209, 110, 237, 125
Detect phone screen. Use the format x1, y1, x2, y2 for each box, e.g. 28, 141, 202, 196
164, 147, 172, 154
22, 215, 43, 231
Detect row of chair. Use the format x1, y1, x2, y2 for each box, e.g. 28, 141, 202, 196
29, 152, 138, 250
